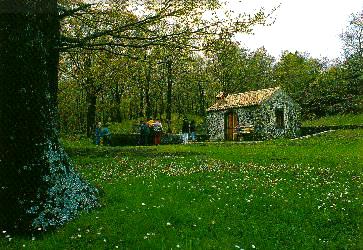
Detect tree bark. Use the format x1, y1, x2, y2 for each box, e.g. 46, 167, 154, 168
197, 81, 206, 117
113, 84, 123, 122
166, 59, 173, 133
86, 89, 97, 138
138, 84, 144, 118
0, 0, 98, 232
159, 92, 164, 120
145, 61, 152, 119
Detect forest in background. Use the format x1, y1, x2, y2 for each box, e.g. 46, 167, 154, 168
58, 2, 362, 136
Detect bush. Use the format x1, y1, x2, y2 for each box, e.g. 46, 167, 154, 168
111, 134, 139, 146
161, 133, 183, 144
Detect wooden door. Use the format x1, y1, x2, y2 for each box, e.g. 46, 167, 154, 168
226, 111, 238, 141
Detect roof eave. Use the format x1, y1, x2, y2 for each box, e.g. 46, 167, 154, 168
206, 103, 260, 112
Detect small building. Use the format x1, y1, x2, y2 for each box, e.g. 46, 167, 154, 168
206, 87, 301, 141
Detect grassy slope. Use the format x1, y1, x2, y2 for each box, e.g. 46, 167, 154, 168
302, 113, 363, 127
1, 129, 362, 249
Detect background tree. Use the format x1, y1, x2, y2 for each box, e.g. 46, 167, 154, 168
340, 11, 363, 58
208, 38, 246, 93
340, 11, 363, 113
243, 47, 275, 90
273, 51, 323, 119
304, 10, 363, 118
305, 65, 349, 117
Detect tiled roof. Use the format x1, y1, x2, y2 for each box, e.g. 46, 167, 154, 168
207, 87, 280, 111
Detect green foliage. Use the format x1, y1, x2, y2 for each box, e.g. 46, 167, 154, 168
108, 120, 139, 134
207, 41, 276, 95
209, 39, 247, 93
1, 129, 361, 249
344, 53, 363, 109
273, 51, 322, 118
300, 55, 362, 119
242, 47, 275, 90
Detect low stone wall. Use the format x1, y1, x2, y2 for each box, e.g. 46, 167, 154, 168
291, 130, 336, 140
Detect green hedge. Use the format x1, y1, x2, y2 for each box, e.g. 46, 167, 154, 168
110, 133, 210, 146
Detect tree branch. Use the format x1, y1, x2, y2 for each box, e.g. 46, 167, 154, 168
58, 3, 94, 19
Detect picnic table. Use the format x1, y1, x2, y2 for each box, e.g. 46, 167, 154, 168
235, 125, 255, 141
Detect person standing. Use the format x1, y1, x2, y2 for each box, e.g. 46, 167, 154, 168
102, 123, 112, 146
139, 120, 149, 146
153, 118, 163, 145
190, 120, 196, 142
147, 118, 155, 145
95, 121, 102, 145
182, 118, 190, 144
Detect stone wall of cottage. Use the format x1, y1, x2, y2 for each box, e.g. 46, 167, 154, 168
207, 90, 301, 141
236, 107, 256, 126
206, 110, 226, 140
258, 91, 301, 139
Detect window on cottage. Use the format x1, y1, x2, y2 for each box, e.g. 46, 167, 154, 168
275, 108, 284, 128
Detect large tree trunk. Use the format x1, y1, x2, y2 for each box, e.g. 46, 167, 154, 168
86, 89, 97, 138
138, 80, 145, 118
0, 0, 98, 232
166, 59, 173, 133
159, 92, 164, 120
113, 84, 123, 122
145, 61, 152, 119
197, 81, 206, 117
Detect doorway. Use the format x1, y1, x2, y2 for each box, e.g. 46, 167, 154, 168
225, 111, 238, 141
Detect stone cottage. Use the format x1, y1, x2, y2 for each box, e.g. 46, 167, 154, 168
206, 87, 301, 140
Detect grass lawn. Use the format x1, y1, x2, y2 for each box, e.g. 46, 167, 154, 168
1, 129, 362, 249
